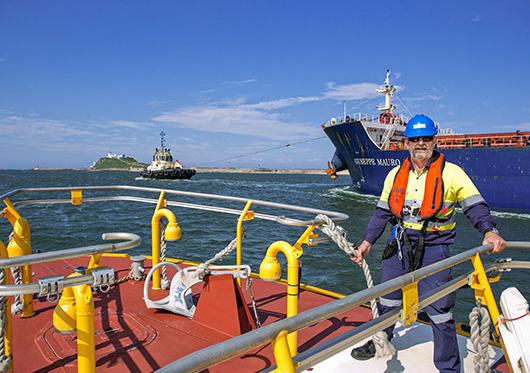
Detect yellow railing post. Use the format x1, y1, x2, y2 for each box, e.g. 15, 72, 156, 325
151, 192, 181, 290
271, 330, 295, 373
236, 200, 254, 286
468, 253, 514, 371
469, 253, 501, 333
0, 240, 13, 373
2, 198, 34, 318
401, 281, 419, 326
72, 284, 96, 373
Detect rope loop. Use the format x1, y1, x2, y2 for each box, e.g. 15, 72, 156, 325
315, 214, 396, 358
469, 299, 491, 373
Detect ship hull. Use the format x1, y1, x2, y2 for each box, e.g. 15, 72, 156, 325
140, 168, 196, 180
324, 121, 530, 212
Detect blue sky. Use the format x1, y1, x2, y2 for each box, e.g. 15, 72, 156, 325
1, 1, 529, 169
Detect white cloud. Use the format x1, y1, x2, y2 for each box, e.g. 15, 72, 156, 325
323, 82, 380, 101
110, 119, 148, 129
222, 79, 257, 86
153, 104, 320, 140
472, 15, 481, 22
146, 100, 173, 107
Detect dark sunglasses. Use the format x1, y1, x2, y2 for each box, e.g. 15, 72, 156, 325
408, 136, 434, 143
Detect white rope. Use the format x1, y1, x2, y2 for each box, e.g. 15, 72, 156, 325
10, 267, 23, 315
469, 300, 491, 373
197, 238, 238, 278
0, 270, 12, 372
315, 214, 396, 358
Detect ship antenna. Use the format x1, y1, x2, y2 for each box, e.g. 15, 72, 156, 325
160, 131, 166, 149
376, 69, 396, 113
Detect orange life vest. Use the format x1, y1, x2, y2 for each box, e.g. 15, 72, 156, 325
388, 152, 445, 221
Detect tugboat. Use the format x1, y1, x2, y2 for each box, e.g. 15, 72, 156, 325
140, 131, 196, 180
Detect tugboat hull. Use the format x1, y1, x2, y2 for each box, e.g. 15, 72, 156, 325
140, 168, 196, 180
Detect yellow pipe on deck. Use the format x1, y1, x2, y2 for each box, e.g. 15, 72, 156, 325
151, 208, 181, 290
259, 241, 300, 356
236, 200, 253, 286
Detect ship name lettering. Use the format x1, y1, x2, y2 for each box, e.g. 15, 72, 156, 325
354, 158, 376, 165
376, 158, 401, 166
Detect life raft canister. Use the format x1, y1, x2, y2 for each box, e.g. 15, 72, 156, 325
389, 152, 445, 220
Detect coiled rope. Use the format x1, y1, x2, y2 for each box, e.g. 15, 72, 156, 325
315, 214, 396, 358
469, 299, 491, 373
10, 267, 23, 315
159, 220, 169, 289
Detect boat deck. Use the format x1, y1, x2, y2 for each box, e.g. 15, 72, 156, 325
10, 255, 372, 372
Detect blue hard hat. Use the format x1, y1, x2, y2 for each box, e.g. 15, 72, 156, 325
404, 114, 437, 138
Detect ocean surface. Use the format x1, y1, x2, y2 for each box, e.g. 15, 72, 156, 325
1, 169, 529, 323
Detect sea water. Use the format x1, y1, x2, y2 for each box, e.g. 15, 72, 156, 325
1, 169, 529, 322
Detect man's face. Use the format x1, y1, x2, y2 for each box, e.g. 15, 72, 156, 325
404, 136, 436, 161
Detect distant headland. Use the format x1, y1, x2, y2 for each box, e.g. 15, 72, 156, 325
88, 152, 147, 171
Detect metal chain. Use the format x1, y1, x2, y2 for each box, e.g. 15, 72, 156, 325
0, 269, 12, 372
246, 277, 262, 328
10, 267, 22, 315
315, 214, 396, 358
160, 220, 169, 289
469, 300, 491, 373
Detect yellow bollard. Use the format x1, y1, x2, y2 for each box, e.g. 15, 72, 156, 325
53, 274, 82, 333
151, 207, 181, 290
271, 330, 295, 373
0, 240, 13, 373
259, 241, 300, 356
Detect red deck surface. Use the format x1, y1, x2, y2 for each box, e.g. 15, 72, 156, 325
10, 255, 372, 372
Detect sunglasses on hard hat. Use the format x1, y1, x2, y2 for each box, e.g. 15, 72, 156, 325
408, 136, 434, 143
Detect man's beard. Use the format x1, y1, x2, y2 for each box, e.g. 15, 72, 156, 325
409, 148, 432, 161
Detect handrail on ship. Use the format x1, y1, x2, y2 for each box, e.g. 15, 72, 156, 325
0, 232, 141, 270
0, 185, 349, 227
156, 241, 530, 373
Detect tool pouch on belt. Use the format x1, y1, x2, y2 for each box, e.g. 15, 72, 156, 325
382, 239, 398, 260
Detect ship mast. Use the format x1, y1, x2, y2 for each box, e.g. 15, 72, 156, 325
160, 131, 166, 149
376, 70, 396, 113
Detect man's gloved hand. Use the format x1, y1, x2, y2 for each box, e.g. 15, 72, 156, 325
483, 231, 506, 254
352, 240, 372, 266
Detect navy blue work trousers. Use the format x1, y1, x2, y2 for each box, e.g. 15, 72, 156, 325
378, 243, 461, 373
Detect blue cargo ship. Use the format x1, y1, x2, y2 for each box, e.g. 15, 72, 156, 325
323, 71, 530, 212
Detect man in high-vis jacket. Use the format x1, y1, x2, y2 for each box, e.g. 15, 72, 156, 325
350, 114, 506, 372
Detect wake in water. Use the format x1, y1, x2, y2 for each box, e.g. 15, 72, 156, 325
322, 185, 379, 203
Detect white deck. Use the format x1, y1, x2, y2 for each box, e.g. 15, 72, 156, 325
305, 321, 503, 372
